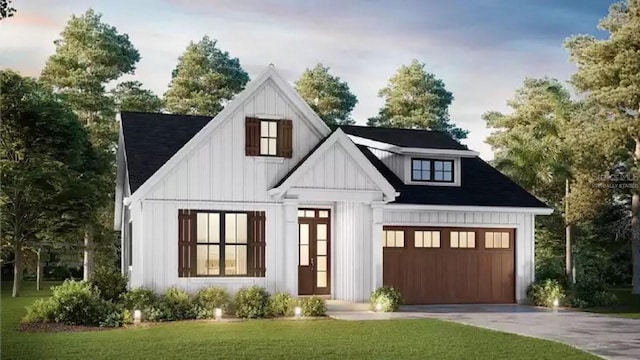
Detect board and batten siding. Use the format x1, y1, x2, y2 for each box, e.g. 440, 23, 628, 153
383, 209, 535, 303
368, 147, 405, 182
133, 200, 286, 293
294, 143, 379, 191
145, 79, 323, 203
334, 202, 374, 302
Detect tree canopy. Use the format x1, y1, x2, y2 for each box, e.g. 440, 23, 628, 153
0, 0, 15, 19
1, 71, 107, 296
164, 36, 249, 116
295, 64, 357, 126
368, 59, 468, 140
111, 81, 163, 113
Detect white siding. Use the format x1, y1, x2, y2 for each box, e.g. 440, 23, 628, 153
369, 147, 405, 181
334, 202, 373, 301
293, 143, 379, 191
145, 79, 323, 203
383, 208, 536, 303
135, 200, 285, 294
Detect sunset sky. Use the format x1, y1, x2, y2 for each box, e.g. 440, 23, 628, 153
0, 0, 611, 159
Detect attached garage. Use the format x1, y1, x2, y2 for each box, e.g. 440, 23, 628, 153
383, 226, 515, 305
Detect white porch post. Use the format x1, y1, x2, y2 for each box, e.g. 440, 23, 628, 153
283, 200, 298, 296
371, 201, 385, 291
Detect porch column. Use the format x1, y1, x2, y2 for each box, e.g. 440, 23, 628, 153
371, 201, 385, 290
282, 200, 298, 296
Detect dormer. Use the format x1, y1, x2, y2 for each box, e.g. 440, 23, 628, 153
341, 125, 478, 187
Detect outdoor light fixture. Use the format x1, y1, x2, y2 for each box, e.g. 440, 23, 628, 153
133, 309, 142, 325
294, 306, 302, 317
552, 298, 559, 307
375, 302, 383, 312
214, 308, 223, 320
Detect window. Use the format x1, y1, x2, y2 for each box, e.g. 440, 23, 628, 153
411, 158, 454, 182
245, 117, 293, 158
450, 231, 476, 248
178, 210, 265, 277
383, 230, 405, 248
485, 231, 510, 249
415, 230, 441, 248
260, 120, 278, 156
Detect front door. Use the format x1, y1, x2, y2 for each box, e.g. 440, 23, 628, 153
298, 209, 331, 295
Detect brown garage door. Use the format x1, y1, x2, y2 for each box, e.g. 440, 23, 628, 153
383, 227, 515, 305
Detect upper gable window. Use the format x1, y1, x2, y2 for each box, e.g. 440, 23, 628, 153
245, 117, 292, 158
260, 120, 278, 156
411, 158, 453, 182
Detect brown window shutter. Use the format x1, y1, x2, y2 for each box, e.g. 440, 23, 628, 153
178, 210, 197, 277
245, 117, 260, 156
277, 119, 293, 158
248, 211, 266, 277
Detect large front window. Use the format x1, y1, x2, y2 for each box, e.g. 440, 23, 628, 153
411, 158, 454, 182
196, 212, 248, 276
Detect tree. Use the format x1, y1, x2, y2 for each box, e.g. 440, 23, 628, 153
484, 77, 578, 281
368, 59, 468, 140
295, 64, 357, 125
164, 36, 249, 116
40, 9, 140, 280
1, 71, 106, 297
111, 81, 163, 112
0, 0, 15, 20
565, 0, 640, 293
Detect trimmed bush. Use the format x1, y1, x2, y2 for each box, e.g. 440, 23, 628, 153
370, 285, 403, 312
122, 287, 158, 311
299, 296, 326, 317
527, 279, 565, 307
22, 298, 57, 323
270, 292, 294, 317
193, 286, 232, 319
50, 280, 105, 325
155, 287, 195, 321
234, 286, 271, 318
99, 301, 124, 327
89, 266, 128, 302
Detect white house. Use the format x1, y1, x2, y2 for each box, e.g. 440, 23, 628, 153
114, 65, 552, 305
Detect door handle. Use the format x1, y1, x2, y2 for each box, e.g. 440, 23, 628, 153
310, 257, 314, 271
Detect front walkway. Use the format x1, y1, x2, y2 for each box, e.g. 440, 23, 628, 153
328, 304, 640, 360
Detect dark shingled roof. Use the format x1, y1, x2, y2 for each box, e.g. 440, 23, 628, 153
358, 145, 547, 208
340, 125, 469, 150
120, 113, 547, 208
121, 111, 213, 192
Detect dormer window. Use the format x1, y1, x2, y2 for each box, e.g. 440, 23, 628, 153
411, 158, 454, 183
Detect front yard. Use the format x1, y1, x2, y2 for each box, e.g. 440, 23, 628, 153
1, 281, 597, 360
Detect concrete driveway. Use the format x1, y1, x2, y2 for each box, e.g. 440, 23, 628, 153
328, 304, 640, 360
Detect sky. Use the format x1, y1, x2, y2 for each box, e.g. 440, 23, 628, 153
0, 0, 612, 159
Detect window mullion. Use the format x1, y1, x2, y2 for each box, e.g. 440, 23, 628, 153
220, 212, 226, 276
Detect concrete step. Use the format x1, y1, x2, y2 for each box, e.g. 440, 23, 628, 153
325, 300, 371, 312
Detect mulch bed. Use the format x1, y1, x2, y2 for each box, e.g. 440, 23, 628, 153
18, 322, 111, 333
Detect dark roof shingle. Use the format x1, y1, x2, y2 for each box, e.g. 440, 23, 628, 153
121, 111, 212, 192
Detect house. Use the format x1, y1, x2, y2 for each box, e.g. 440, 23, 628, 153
113, 65, 552, 305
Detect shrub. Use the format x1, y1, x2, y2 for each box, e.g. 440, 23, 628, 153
299, 296, 326, 317
270, 292, 294, 317
50, 280, 105, 325
591, 291, 619, 307
22, 298, 57, 323
527, 279, 565, 307
99, 301, 124, 327
156, 287, 195, 321
122, 287, 158, 311
370, 286, 403, 312
122, 309, 133, 325
89, 266, 128, 303
193, 286, 232, 319
234, 286, 271, 318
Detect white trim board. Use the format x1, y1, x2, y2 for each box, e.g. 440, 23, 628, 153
347, 135, 479, 157
384, 204, 553, 215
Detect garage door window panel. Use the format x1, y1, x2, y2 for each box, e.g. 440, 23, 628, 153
485, 231, 510, 249
383, 230, 405, 248
415, 231, 441, 248
450, 231, 476, 248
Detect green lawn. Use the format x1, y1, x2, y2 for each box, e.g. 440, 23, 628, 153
585, 288, 640, 319
1, 281, 597, 360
